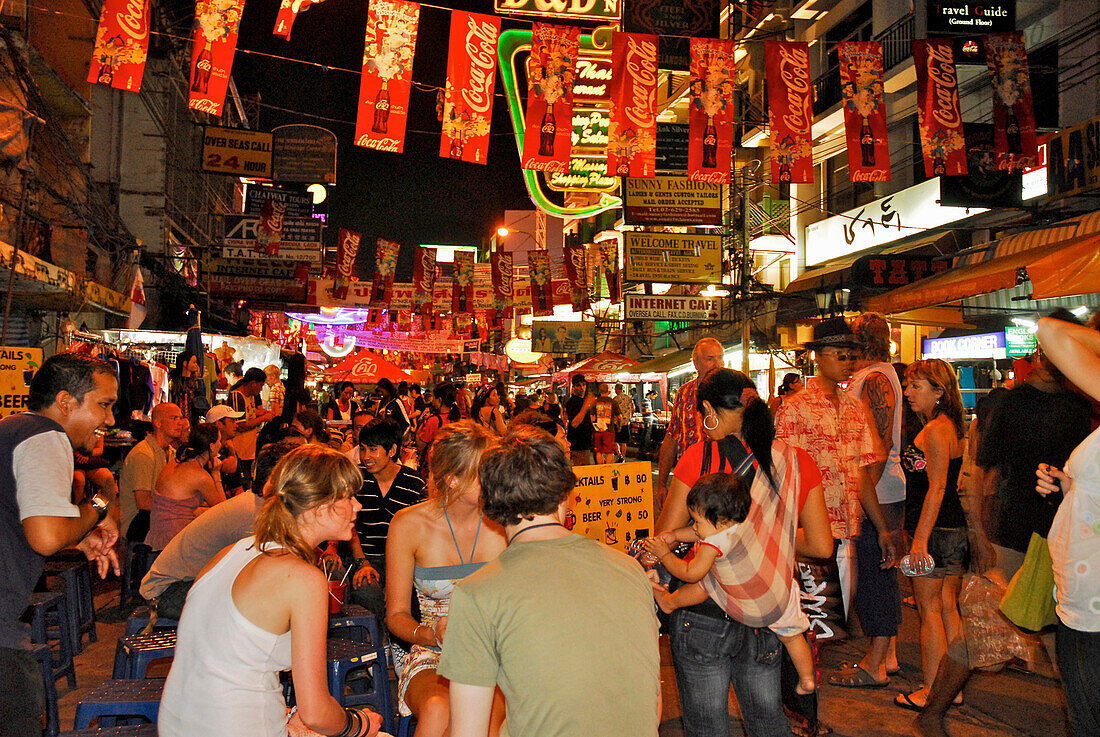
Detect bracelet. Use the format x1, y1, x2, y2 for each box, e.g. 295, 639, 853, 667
332, 707, 362, 737
352, 558, 367, 570
414, 623, 436, 647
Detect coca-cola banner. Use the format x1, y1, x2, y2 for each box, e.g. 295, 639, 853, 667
600, 240, 620, 303
88, 0, 150, 92
521, 24, 581, 173
441, 11, 501, 164
187, 0, 246, 115
355, 0, 421, 153
334, 228, 362, 301
563, 235, 591, 311
765, 41, 814, 184
490, 250, 514, 320
687, 38, 737, 183
839, 42, 890, 182
452, 250, 476, 315
984, 32, 1038, 171
369, 238, 401, 307
607, 32, 659, 178
273, 0, 324, 40
528, 249, 555, 316
255, 199, 286, 256
913, 39, 967, 177
411, 247, 436, 316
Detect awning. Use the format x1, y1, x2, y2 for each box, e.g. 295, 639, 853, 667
632, 348, 693, 376
551, 351, 642, 383
324, 349, 413, 383
0, 240, 132, 316
1027, 235, 1100, 300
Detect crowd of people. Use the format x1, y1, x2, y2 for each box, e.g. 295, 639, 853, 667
1, 306, 1098, 737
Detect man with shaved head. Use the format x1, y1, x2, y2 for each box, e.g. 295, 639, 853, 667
655, 337, 725, 507
119, 402, 187, 542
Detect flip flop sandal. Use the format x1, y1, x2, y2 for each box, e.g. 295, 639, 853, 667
837, 660, 901, 677
895, 692, 924, 712
827, 664, 890, 689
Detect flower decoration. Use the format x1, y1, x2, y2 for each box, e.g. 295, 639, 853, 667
196, 0, 244, 43
841, 54, 884, 117
690, 45, 736, 117
530, 35, 576, 104
366, 15, 416, 81
922, 126, 965, 159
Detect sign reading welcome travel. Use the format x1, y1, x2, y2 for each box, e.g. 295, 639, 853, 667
623, 231, 722, 283
567, 461, 654, 554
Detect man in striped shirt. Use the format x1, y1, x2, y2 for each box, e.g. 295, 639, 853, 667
348, 418, 426, 615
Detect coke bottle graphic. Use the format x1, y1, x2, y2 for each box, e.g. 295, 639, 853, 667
538, 102, 556, 157
702, 117, 717, 168
372, 81, 391, 133
779, 160, 792, 183
933, 156, 946, 176
449, 138, 464, 160
1005, 105, 1022, 154
860, 115, 876, 167
191, 41, 212, 94
97, 64, 114, 86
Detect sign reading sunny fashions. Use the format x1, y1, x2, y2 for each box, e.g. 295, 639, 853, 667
89, 0, 150, 92
913, 39, 968, 177
521, 24, 581, 174
202, 126, 273, 177
567, 462, 654, 554
1046, 114, 1100, 201
765, 41, 814, 184
687, 39, 737, 183
838, 42, 890, 182
187, 0, 245, 115
441, 11, 500, 164
606, 32, 658, 178
222, 215, 323, 264
622, 176, 722, 225
0, 347, 41, 418
623, 293, 721, 321
494, 0, 620, 21
623, 232, 722, 283
355, 0, 420, 153
984, 32, 1038, 170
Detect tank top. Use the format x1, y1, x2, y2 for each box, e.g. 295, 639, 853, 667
847, 363, 906, 504
159, 537, 292, 737
901, 442, 965, 531
147, 490, 202, 551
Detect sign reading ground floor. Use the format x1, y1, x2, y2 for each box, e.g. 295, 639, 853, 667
623, 293, 722, 321
566, 461, 653, 555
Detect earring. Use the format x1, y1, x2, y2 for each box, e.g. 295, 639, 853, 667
703, 414, 719, 431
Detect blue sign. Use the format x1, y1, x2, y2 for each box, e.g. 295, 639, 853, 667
922, 332, 1007, 360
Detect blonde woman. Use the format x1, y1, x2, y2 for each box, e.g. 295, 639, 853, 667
385, 421, 507, 737
897, 359, 968, 711
159, 445, 382, 737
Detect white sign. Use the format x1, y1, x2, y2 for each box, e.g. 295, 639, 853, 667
922, 331, 1006, 360
624, 293, 722, 321
804, 178, 986, 266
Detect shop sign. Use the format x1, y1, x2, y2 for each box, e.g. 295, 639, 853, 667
927, 0, 1015, 35
573, 56, 612, 103
309, 273, 572, 311
531, 320, 595, 354
624, 231, 722, 284
206, 258, 309, 303
571, 108, 609, 153
804, 177, 984, 266
1046, 114, 1100, 201
922, 331, 1006, 360
466, 372, 483, 385
623, 293, 721, 321
622, 0, 720, 72
244, 186, 313, 217
567, 461, 654, 554
202, 125, 273, 177
547, 157, 619, 193
655, 122, 690, 173
0, 347, 41, 418
495, 0, 620, 22
222, 214, 323, 264
271, 124, 337, 185
1005, 326, 1037, 357
623, 175, 722, 225
851, 254, 949, 288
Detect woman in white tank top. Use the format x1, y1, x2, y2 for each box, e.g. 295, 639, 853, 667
159, 444, 382, 737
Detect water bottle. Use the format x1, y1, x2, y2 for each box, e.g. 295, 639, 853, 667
899, 553, 935, 577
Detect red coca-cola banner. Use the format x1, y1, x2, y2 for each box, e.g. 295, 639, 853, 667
985, 32, 1038, 171
452, 250, 475, 315
521, 24, 580, 173
563, 236, 590, 311
607, 32, 658, 178
490, 250, 514, 320
913, 39, 967, 177
839, 42, 890, 182
88, 0, 150, 92
334, 228, 362, 301
370, 238, 401, 307
765, 41, 814, 184
272, 0, 328, 40
440, 11, 500, 164
599, 240, 620, 303
528, 250, 554, 317
687, 38, 737, 184
411, 247, 436, 316
187, 0, 246, 115
255, 200, 286, 256
355, 0, 420, 153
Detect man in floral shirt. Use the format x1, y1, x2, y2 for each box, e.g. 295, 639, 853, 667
775, 316, 895, 616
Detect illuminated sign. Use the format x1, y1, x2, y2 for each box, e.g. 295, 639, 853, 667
623, 232, 723, 284
624, 293, 722, 321
574, 56, 612, 103
547, 156, 619, 193
922, 331, 1006, 360
495, 0, 620, 22
1005, 326, 1037, 358
926, 1, 1015, 34
571, 108, 609, 153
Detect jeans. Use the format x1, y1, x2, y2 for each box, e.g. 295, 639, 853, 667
0, 646, 44, 737
854, 502, 904, 637
350, 553, 386, 616
670, 608, 794, 737
1057, 620, 1100, 736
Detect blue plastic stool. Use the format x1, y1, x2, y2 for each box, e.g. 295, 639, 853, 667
124, 606, 179, 636
111, 631, 177, 679
73, 678, 163, 728
33, 643, 60, 737
120, 544, 157, 607
326, 638, 394, 734
30, 591, 77, 689
398, 713, 417, 737
43, 560, 97, 654
329, 604, 392, 730
59, 726, 158, 737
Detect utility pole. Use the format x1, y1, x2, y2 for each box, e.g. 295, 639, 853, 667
738, 161, 760, 375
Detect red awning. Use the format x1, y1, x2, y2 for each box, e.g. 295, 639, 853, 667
324, 350, 413, 384
552, 351, 642, 383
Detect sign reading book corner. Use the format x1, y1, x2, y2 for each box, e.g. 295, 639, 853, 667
623, 176, 722, 226
624, 232, 722, 284
566, 462, 653, 554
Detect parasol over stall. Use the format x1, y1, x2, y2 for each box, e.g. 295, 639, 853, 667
324, 349, 413, 384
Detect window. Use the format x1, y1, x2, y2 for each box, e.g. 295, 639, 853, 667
825, 152, 876, 214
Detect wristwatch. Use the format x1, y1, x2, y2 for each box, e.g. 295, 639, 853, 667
89, 494, 111, 524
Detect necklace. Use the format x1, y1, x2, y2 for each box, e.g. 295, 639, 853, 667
507, 522, 565, 544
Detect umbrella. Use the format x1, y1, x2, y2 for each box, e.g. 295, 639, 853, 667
325, 349, 413, 384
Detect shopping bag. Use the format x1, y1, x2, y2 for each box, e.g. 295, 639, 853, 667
959, 573, 1033, 668
999, 533, 1058, 632
796, 555, 849, 642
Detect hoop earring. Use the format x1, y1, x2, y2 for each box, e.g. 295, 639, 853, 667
703, 414, 719, 431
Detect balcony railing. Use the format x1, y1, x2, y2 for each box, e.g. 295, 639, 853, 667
811, 13, 916, 116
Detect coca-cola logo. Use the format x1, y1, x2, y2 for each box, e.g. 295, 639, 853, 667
623, 36, 657, 130
115, 0, 149, 42
264, 201, 286, 234
417, 252, 435, 291
338, 231, 361, 278
567, 246, 585, 274
925, 43, 961, 129
361, 136, 402, 152
191, 98, 220, 114
349, 359, 380, 379
461, 16, 499, 114
777, 44, 811, 133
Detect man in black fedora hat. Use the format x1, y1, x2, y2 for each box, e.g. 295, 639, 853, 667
775, 316, 896, 621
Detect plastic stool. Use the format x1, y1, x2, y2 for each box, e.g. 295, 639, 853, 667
73, 678, 163, 728
398, 714, 417, 737
111, 630, 177, 679
30, 591, 77, 689
43, 560, 97, 653
124, 606, 179, 636
120, 543, 157, 607
326, 638, 393, 734
59, 726, 158, 737
329, 604, 391, 730
33, 643, 60, 737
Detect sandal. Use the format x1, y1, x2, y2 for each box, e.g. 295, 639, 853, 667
827, 664, 890, 689
895, 692, 963, 711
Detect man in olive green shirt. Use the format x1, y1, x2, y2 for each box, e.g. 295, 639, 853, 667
438, 426, 660, 737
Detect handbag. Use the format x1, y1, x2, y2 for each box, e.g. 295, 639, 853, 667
999, 532, 1058, 631
959, 573, 1032, 668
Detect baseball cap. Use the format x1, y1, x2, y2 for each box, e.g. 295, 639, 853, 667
205, 405, 244, 423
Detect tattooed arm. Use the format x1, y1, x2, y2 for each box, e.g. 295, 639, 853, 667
859, 371, 896, 486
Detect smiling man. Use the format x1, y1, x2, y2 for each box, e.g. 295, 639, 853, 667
1, 353, 121, 737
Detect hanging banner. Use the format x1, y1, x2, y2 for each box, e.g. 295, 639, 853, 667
490, 250, 514, 319
600, 240, 620, 302
838, 42, 890, 182
451, 250, 475, 315
528, 249, 555, 316
607, 32, 659, 178
687, 38, 737, 184
563, 236, 590, 311
521, 24, 581, 173
440, 11, 500, 164
273, 0, 326, 40
333, 228, 362, 301
88, 0, 150, 92
913, 39, 968, 177
765, 41, 814, 184
254, 199, 286, 256
369, 238, 401, 307
187, 0, 246, 115
411, 247, 436, 316
984, 32, 1038, 171
355, 0, 420, 153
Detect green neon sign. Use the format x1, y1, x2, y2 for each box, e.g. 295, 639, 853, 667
497, 29, 622, 219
